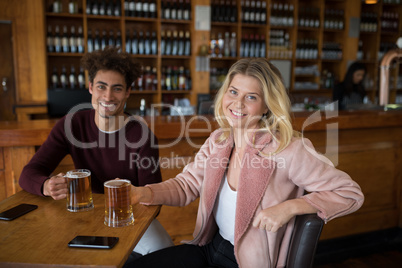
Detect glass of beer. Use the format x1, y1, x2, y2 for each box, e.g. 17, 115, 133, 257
104, 179, 134, 227
66, 169, 94, 212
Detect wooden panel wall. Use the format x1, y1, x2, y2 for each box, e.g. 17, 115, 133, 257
0, 0, 47, 103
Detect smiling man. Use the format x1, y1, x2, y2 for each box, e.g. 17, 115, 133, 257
19, 46, 174, 257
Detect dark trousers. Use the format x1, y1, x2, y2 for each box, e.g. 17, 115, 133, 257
126, 232, 238, 268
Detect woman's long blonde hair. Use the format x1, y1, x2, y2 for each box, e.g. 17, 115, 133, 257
214, 58, 298, 153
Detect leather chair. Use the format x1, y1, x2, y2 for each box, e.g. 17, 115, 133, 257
286, 214, 324, 268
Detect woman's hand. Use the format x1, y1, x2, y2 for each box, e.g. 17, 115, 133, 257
252, 199, 318, 232
128, 184, 153, 205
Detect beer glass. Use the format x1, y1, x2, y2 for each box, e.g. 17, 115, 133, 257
104, 179, 134, 227
66, 169, 94, 212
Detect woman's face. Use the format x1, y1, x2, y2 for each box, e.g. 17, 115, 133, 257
353, 70, 365, 84
222, 74, 268, 131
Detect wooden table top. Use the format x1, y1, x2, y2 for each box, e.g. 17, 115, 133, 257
0, 190, 160, 267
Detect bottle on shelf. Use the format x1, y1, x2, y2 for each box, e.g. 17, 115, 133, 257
68, 0, 78, 14
126, 30, 132, 53
144, 66, 153, 90
69, 26, 77, 53
136, 0, 143, 17
164, 31, 172, 55
151, 31, 158, 55
52, 0, 63, 13
171, 31, 178, 55
144, 31, 151, 55
139, 99, 146, 116
170, 0, 178, 20
114, 0, 121, 16
77, 26, 84, 53
47, 25, 54, 53
78, 67, 85, 89
60, 65, 68, 89
51, 67, 59, 89
229, 32, 236, 57
131, 30, 138, 54
69, 65, 77, 89
87, 29, 94, 53
99, 0, 106, 16
184, 31, 191, 56
61, 25, 69, 53
149, 0, 157, 18
183, 0, 191, 20
138, 31, 145, 54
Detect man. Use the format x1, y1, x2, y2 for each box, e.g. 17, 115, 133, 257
19, 46, 173, 256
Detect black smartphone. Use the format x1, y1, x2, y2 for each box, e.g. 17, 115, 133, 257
68, 236, 119, 249
0, 203, 38, 221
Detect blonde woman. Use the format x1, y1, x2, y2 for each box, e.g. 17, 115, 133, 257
126, 58, 364, 268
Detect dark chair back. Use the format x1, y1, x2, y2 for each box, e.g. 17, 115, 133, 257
286, 214, 324, 268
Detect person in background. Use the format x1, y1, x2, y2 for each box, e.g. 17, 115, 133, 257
19, 46, 174, 257
333, 61, 367, 110
124, 58, 364, 268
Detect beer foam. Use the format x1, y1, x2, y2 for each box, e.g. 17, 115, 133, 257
67, 172, 90, 178
105, 180, 131, 188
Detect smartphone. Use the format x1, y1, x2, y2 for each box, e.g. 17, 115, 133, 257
68, 236, 119, 249
0, 203, 38, 221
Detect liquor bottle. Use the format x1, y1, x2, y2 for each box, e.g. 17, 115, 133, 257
255, 0, 261, 23
223, 32, 230, 57
144, 66, 152, 90
51, 67, 59, 89
108, 30, 115, 47
144, 31, 151, 55
243, 0, 250, 23
259, 34, 266, 58
99, 0, 106, 15
106, 0, 113, 16
177, 31, 184, 56
53, 0, 62, 13
165, 31, 172, 55
91, 0, 99, 15
78, 67, 85, 89
230, 0, 237, 22
185, 68, 191, 90
87, 29, 94, 52
47, 25, 54, 52
164, 0, 171, 19
160, 66, 166, 90
217, 32, 224, 57
183, 0, 191, 20
177, 0, 183, 20
184, 31, 191, 56
60, 65, 68, 89
149, 0, 156, 18
77, 26, 84, 53
125, 30, 132, 53
249, 0, 255, 23
178, 66, 186, 90
171, 66, 178, 90
137, 66, 144, 90
101, 30, 107, 50
114, 0, 121, 16
143, 0, 149, 18
160, 31, 165, 55
139, 99, 146, 116
229, 32, 236, 57
248, 34, 255, 57
69, 65, 77, 89
165, 66, 172, 90
94, 29, 101, 51
171, 31, 178, 55
151, 31, 157, 55
86, 0, 92, 14
115, 30, 122, 49
68, 0, 78, 14
124, 0, 130, 16
131, 30, 138, 54
260, 0, 266, 24
69, 26, 77, 53
170, 0, 177, 20
138, 31, 144, 54
129, 0, 135, 16
61, 25, 69, 53
135, 0, 143, 17
151, 67, 157, 90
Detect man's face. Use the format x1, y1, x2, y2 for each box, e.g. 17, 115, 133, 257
88, 70, 130, 119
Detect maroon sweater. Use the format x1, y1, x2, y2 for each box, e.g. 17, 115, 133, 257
19, 109, 162, 196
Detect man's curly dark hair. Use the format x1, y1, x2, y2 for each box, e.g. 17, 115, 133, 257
80, 46, 141, 89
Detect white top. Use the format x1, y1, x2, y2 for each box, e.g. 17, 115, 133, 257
213, 173, 237, 245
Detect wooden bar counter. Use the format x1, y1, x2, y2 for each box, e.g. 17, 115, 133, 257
1, 110, 402, 243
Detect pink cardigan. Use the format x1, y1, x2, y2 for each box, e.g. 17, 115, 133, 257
145, 129, 364, 268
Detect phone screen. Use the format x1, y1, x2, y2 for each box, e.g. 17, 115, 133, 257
0, 204, 38, 221
68, 236, 119, 249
